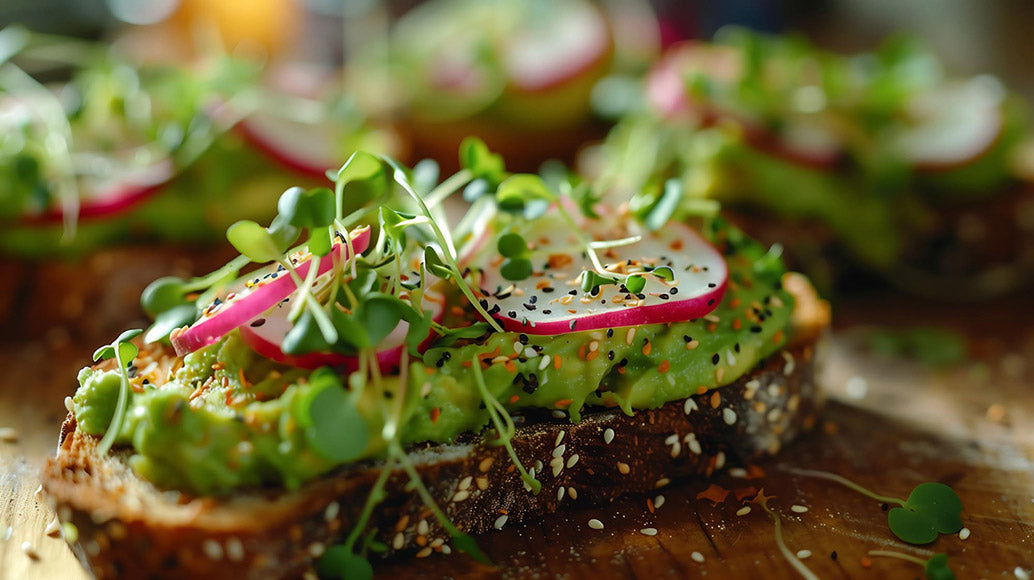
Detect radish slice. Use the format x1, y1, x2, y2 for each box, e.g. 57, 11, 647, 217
478, 216, 727, 335
171, 227, 371, 356
239, 284, 446, 371
236, 111, 343, 179
25, 156, 175, 224
891, 76, 1004, 170
503, 0, 610, 93
645, 43, 842, 169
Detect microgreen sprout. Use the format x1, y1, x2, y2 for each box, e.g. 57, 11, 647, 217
91, 329, 141, 455
753, 489, 820, 580
868, 551, 955, 580
470, 355, 541, 494
787, 468, 963, 544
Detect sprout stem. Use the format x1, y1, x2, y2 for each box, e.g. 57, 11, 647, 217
785, 467, 906, 507
868, 550, 928, 566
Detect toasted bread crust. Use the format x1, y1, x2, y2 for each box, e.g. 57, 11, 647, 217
43, 337, 821, 579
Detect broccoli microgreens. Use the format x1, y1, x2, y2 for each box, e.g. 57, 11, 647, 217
91, 328, 142, 455
788, 468, 963, 544
868, 551, 954, 580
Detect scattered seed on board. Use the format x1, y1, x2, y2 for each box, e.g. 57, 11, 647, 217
691, 551, 705, 563
796, 550, 812, 559
640, 528, 658, 536
588, 519, 604, 530
654, 495, 666, 509
790, 505, 809, 514
959, 527, 971, 540
603, 428, 615, 444
736, 506, 751, 516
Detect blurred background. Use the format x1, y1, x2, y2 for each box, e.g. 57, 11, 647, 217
3, 0, 1033, 104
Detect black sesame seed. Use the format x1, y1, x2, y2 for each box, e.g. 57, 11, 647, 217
523, 303, 536, 311
543, 309, 552, 314
508, 310, 517, 318
734, 343, 740, 353
607, 350, 615, 361
712, 353, 720, 365
250, 318, 266, 328
519, 334, 529, 345
659, 294, 669, 300
606, 328, 614, 338
683, 335, 692, 342
708, 283, 717, 288
670, 287, 678, 295
830, 551, 837, 561
542, 287, 555, 293
750, 325, 763, 333
881, 503, 889, 511
707, 299, 715, 306
568, 290, 577, 295
529, 295, 538, 304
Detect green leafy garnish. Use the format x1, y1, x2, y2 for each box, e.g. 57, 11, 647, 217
226, 219, 284, 264
91, 328, 141, 455
459, 137, 506, 185
888, 482, 964, 544
316, 545, 374, 580
496, 232, 533, 281
788, 468, 963, 544
297, 369, 368, 462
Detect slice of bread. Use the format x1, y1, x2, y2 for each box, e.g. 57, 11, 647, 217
42, 277, 829, 579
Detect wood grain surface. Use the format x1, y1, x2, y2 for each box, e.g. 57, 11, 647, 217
1, 280, 1032, 579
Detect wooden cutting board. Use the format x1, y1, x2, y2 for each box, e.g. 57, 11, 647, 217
1, 290, 1032, 579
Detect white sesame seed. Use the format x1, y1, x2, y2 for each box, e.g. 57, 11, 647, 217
553, 444, 566, 458
534, 460, 544, 472
715, 452, 726, 469
568, 487, 578, 500
44, 517, 61, 537
1015, 566, 1031, 580
723, 408, 737, 425
683, 398, 698, 414
691, 551, 705, 563
555, 431, 566, 447
626, 328, 636, 345
686, 435, 702, 455
603, 428, 615, 444
539, 355, 551, 370
418, 519, 429, 536
791, 505, 809, 514
959, 527, 971, 540
3, 525, 10, 541
459, 476, 472, 491
736, 506, 751, 516
430, 538, 445, 548
640, 528, 658, 536
226, 537, 245, 562
588, 519, 604, 530
441, 545, 452, 555
308, 542, 325, 558
453, 490, 470, 502
567, 454, 580, 468
558, 487, 566, 502
21, 541, 38, 560
524, 347, 538, 358
729, 468, 747, 478
655, 477, 671, 488
654, 495, 666, 509
665, 434, 679, 445
796, 549, 812, 559
393, 532, 405, 550
551, 462, 564, 478
671, 442, 682, 458
324, 501, 340, 522
416, 547, 433, 558
203, 539, 223, 560
726, 349, 737, 367
551, 410, 567, 419
781, 351, 795, 376
478, 457, 495, 472
64, 396, 74, 413
513, 341, 524, 353
494, 515, 509, 530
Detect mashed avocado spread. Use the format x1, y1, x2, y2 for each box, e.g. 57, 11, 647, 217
72, 220, 794, 495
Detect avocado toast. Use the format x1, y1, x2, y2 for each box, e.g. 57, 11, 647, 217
42, 143, 829, 578
591, 28, 1034, 298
